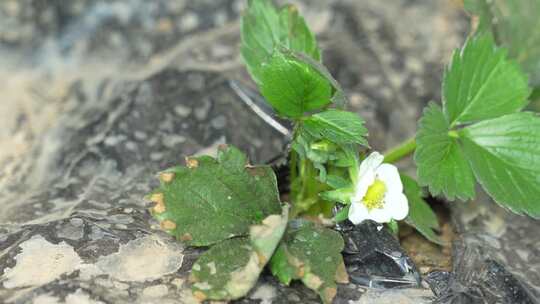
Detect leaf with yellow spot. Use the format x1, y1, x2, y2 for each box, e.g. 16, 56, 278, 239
148, 145, 282, 246
269, 220, 347, 304
190, 206, 289, 301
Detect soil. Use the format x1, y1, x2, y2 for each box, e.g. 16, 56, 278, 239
400, 200, 454, 275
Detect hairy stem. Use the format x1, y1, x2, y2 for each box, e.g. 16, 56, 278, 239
383, 137, 417, 163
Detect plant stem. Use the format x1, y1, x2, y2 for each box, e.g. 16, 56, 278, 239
383, 137, 417, 163
387, 220, 399, 238
290, 148, 298, 188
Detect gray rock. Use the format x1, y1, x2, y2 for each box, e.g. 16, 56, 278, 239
0, 66, 288, 304
441, 191, 540, 302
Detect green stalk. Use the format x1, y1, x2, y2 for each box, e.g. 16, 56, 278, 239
387, 220, 399, 238
290, 149, 298, 190
383, 137, 417, 163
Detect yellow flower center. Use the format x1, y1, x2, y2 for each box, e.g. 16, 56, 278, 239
363, 179, 387, 211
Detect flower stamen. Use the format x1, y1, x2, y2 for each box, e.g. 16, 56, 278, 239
362, 179, 386, 211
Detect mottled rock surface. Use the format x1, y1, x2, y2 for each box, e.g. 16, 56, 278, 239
444, 191, 540, 302
2, 0, 535, 303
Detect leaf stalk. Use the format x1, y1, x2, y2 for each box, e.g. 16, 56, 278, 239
383, 137, 417, 163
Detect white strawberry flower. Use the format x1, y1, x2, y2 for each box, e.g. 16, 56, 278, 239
348, 152, 409, 224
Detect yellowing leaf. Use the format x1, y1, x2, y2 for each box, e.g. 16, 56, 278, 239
190, 206, 289, 301
269, 220, 347, 304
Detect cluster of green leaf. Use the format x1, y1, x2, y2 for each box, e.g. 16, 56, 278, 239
415, 34, 540, 218
149, 145, 345, 303
241, 0, 442, 244
241, 0, 371, 219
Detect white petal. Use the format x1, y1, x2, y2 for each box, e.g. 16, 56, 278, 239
384, 191, 409, 220
348, 202, 369, 225
359, 152, 384, 178
366, 208, 392, 223
353, 170, 374, 202
376, 163, 403, 193
354, 152, 384, 201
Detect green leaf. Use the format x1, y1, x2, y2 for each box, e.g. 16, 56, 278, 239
443, 34, 530, 126
325, 175, 351, 189
335, 144, 361, 171
241, 0, 320, 83
319, 187, 354, 205
416, 104, 540, 218
269, 220, 348, 304
190, 206, 289, 301
269, 245, 296, 285
286, 50, 349, 108
333, 204, 350, 223
277, 5, 321, 61
250, 205, 290, 260
465, 0, 540, 86
149, 145, 282, 246
240, 0, 281, 83
291, 132, 333, 181
387, 220, 399, 236
463, 0, 493, 32
291, 130, 358, 187
415, 103, 476, 200
292, 136, 332, 164
258, 50, 333, 118
303, 109, 368, 145
461, 112, 540, 218
401, 174, 444, 245
415, 30, 539, 216
191, 238, 253, 301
